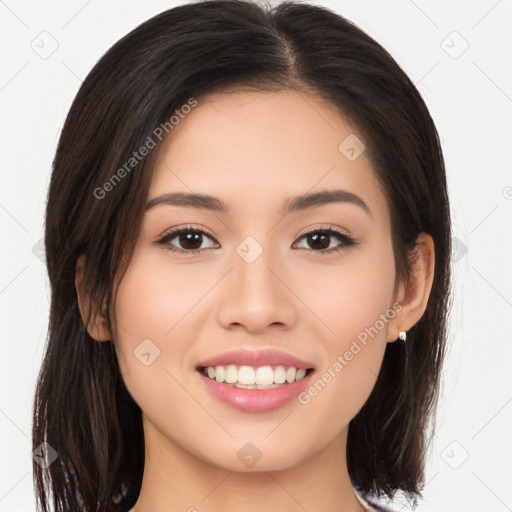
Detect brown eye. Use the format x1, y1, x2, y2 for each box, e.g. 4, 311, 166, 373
157, 227, 218, 254
294, 228, 356, 254
306, 232, 331, 250
176, 232, 203, 250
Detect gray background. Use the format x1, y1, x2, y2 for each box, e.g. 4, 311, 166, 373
1, 1, 511, 510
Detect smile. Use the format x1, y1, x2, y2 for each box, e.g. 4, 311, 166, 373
195, 348, 316, 412
199, 364, 312, 389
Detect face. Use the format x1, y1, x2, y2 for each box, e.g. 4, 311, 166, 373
112, 90, 400, 472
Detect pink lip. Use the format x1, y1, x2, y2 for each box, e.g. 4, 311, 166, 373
196, 349, 314, 370
198, 370, 314, 413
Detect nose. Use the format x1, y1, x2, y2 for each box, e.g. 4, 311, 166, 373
216, 241, 299, 333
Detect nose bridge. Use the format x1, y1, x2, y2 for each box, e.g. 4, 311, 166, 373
216, 233, 298, 331
233, 234, 280, 302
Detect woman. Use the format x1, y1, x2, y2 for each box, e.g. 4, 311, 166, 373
32, 1, 451, 511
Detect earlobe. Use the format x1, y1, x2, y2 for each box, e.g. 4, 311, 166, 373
75, 254, 111, 342
386, 232, 435, 342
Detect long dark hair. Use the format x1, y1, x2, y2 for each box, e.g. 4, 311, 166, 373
32, 1, 452, 510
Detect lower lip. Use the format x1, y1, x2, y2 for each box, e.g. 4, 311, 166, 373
198, 371, 314, 413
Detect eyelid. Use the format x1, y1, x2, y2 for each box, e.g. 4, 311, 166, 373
156, 223, 358, 255
157, 224, 217, 242
294, 223, 351, 240
292, 225, 358, 255
156, 224, 220, 257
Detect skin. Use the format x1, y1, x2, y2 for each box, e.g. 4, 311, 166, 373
76, 90, 435, 512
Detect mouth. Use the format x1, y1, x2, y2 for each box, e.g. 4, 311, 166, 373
197, 364, 315, 389
194, 349, 316, 412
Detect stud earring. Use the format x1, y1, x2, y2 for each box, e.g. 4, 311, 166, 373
398, 331, 407, 342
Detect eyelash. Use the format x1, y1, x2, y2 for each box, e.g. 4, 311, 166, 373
155, 224, 358, 257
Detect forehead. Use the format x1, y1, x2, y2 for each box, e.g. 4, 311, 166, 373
148, 90, 390, 224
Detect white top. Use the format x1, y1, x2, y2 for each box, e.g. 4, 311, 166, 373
355, 490, 378, 511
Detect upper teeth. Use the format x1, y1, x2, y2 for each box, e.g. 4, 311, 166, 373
203, 365, 308, 385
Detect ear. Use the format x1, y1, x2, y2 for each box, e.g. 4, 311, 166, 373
386, 232, 435, 342
75, 254, 111, 341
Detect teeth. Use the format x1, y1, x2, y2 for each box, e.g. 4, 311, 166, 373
238, 365, 255, 384
201, 364, 310, 386
274, 365, 286, 384
296, 368, 307, 380
234, 382, 282, 389
225, 364, 238, 384
216, 366, 225, 383
256, 365, 275, 384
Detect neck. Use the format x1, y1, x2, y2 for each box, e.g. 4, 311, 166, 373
130, 416, 366, 512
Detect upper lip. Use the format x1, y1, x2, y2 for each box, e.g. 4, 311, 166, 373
196, 349, 315, 370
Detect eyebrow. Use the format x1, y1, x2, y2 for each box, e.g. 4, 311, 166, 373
145, 189, 371, 217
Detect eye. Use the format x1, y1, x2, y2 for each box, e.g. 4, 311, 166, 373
156, 225, 219, 254
293, 227, 357, 254
156, 225, 357, 256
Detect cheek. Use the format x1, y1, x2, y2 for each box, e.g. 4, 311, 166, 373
114, 250, 216, 345
112, 251, 210, 426
112, 250, 209, 388
298, 237, 396, 346
294, 241, 396, 423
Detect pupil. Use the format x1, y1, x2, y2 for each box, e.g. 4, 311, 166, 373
309, 232, 329, 250
180, 232, 202, 250
177, 232, 331, 251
